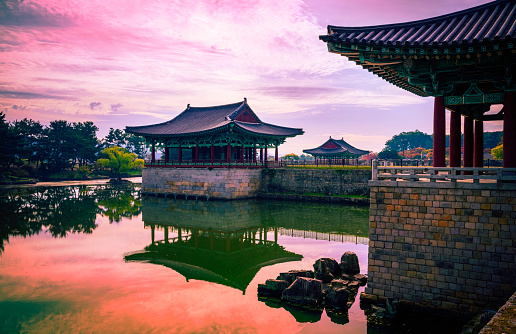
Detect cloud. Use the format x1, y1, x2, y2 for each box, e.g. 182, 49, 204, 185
110, 103, 122, 112
89, 102, 102, 110
0, 0, 75, 27
252, 86, 342, 100
0, 89, 74, 100
11, 104, 27, 110
130, 110, 172, 120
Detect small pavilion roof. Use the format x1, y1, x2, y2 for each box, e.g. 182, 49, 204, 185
320, 0, 516, 48
126, 99, 303, 138
303, 137, 369, 157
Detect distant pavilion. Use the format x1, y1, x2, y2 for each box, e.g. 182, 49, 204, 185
126, 99, 303, 168
320, 0, 516, 168
303, 137, 369, 165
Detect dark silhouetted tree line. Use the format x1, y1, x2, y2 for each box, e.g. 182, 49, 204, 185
0, 112, 148, 174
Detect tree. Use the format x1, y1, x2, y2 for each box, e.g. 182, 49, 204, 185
46, 120, 76, 171
360, 152, 378, 161
484, 131, 503, 149
299, 154, 313, 161
72, 121, 99, 166
126, 133, 149, 158
385, 130, 432, 152
11, 118, 44, 165
97, 146, 144, 182
282, 153, 299, 161
378, 149, 401, 160
0, 112, 22, 169
403, 147, 426, 159
103, 128, 127, 148
491, 143, 503, 160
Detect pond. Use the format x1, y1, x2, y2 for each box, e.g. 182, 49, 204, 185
0, 183, 378, 333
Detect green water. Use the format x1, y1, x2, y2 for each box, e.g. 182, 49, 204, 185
0, 183, 376, 333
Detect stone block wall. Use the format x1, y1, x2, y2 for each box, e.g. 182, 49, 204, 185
261, 168, 370, 196
142, 168, 262, 199
366, 180, 516, 317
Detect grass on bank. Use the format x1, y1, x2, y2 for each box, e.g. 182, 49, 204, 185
1, 164, 142, 184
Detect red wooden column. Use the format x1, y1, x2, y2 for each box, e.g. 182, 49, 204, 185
474, 119, 484, 167
253, 147, 257, 163
210, 144, 214, 164
195, 145, 199, 163
449, 110, 461, 167
241, 144, 245, 163
504, 91, 516, 167
433, 96, 446, 167
164, 144, 169, 163
226, 143, 231, 164
178, 145, 182, 164
275, 147, 278, 162
264, 147, 268, 163
151, 140, 156, 163
260, 148, 263, 163
463, 115, 473, 167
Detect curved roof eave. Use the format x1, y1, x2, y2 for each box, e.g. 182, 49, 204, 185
321, 0, 516, 47
233, 121, 304, 138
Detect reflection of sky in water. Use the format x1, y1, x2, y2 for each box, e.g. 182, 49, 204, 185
0, 189, 371, 333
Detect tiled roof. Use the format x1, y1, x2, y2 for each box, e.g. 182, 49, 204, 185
126, 100, 303, 138
234, 121, 304, 137
321, 0, 516, 47
304, 138, 369, 157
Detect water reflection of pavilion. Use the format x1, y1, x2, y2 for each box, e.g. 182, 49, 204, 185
125, 199, 303, 293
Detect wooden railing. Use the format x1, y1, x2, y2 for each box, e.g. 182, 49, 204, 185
145, 159, 269, 168
371, 160, 516, 183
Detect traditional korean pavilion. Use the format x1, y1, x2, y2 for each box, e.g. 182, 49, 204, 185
320, 0, 516, 167
303, 137, 369, 165
126, 99, 303, 167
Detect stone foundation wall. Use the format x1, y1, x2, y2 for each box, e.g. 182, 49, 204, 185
261, 168, 370, 196
142, 168, 262, 199
366, 180, 516, 318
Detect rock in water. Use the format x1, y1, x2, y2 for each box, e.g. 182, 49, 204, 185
276, 270, 314, 285
258, 279, 290, 297
313, 258, 341, 276
353, 273, 368, 285
325, 287, 350, 310
340, 251, 360, 275
282, 277, 323, 305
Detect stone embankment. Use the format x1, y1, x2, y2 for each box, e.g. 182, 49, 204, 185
261, 168, 370, 197
142, 167, 371, 201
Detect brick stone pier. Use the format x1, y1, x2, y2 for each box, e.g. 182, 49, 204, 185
363, 166, 516, 318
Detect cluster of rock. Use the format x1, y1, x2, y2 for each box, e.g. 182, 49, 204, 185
258, 252, 367, 317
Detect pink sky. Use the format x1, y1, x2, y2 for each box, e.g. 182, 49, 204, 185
1, 0, 502, 154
